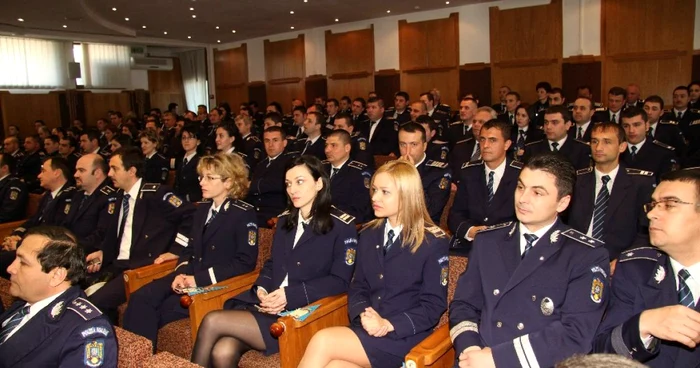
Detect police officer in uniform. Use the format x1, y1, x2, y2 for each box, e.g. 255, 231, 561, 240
621, 107, 677, 182
662, 86, 700, 135
448, 98, 478, 149
140, 130, 170, 184
174, 124, 203, 202
593, 87, 627, 124
85, 147, 195, 321
448, 120, 522, 255
0, 226, 117, 368
496, 91, 521, 126
568, 97, 596, 143
0, 154, 27, 224
569, 122, 655, 260
450, 107, 497, 181
421, 92, 450, 140
3, 137, 24, 175
123, 153, 258, 350
366, 98, 399, 156
418, 116, 450, 163
524, 106, 591, 171
235, 114, 264, 169
449, 152, 610, 368
323, 130, 373, 223
593, 169, 700, 367
398, 123, 452, 224
333, 113, 374, 170
384, 91, 411, 125
19, 135, 46, 193
644, 95, 687, 157
351, 97, 370, 136
63, 154, 118, 255
246, 127, 298, 227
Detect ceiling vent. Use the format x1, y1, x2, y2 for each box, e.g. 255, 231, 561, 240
130, 56, 173, 71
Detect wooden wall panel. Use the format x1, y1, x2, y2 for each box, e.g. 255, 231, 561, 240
0, 92, 62, 136
489, 0, 562, 104
602, 0, 694, 102
326, 28, 375, 99
214, 45, 249, 107
375, 72, 401, 103
460, 65, 492, 106
264, 35, 305, 106
562, 57, 602, 103
398, 13, 459, 107
305, 77, 328, 105
148, 58, 186, 112
692, 54, 700, 83
248, 83, 267, 111
82, 92, 132, 127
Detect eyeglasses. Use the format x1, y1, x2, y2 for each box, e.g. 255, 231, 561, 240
198, 175, 223, 182
643, 199, 700, 213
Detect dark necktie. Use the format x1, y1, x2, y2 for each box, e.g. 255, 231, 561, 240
204, 209, 218, 232
79, 193, 89, 211
611, 113, 617, 124
118, 194, 131, 238
522, 233, 538, 259
678, 111, 683, 121
577, 127, 583, 140
331, 168, 339, 179
510, 114, 514, 125
551, 142, 559, 152
517, 130, 526, 149
648, 126, 654, 137
266, 157, 273, 168
384, 229, 395, 255
630, 146, 638, 159
302, 140, 311, 155
678, 269, 696, 309
486, 171, 495, 203
183, 157, 189, 167
471, 142, 481, 161
591, 175, 611, 240
0, 305, 30, 344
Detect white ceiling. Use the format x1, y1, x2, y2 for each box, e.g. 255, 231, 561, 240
0, 0, 493, 47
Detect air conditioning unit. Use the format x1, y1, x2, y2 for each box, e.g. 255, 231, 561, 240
130, 56, 173, 71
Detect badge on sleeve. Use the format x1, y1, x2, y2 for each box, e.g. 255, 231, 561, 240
9, 189, 18, 200
438, 256, 449, 287
165, 193, 183, 208
64, 203, 71, 214
107, 203, 115, 214
440, 149, 447, 160
590, 277, 604, 303
439, 177, 449, 190
84, 339, 105, 367
359, 141, 366, 151
345, 247, 356, 265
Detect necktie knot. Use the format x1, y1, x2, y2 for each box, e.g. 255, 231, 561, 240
631, 146, 638, 155
183, 158, 189, 166
680, 268, 692, 282
384, 229, 395, 254
601, 175, 611, 185
551, 142, 559, 151
519, 129, 526, 136
522, 233, 538, 259
331, 167, 340, 178
124, 193, 131, 201
578, 127, 583, 139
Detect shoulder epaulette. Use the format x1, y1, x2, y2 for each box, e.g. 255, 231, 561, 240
509, 160, 523, 170
100, 185, 116, 196
595, 107, 607, 112
426, 160, 448, 169
67, 297, 103, 321
577, 167, 593, 175
247, 136, 261, 142
478, 221, 513, 234
660, 120, 679, 125
156, 153, 167, 160
450, 121, 463, 126
231, 199, 254, 211
236, 151, 248, 158
455, 137, 473, 144
277, 210, 290, 217
348, 160, 367, 170
426, 225, 446, 238
330, 206, 355, 224
561, 229, 604, 248
690, 119, 700, 126
573, 139, 590, 145
525, 139, 543, 146
652, 140, 675, 151
625, 168, 654, 177
691, 109, 700, 114
618, 247, 662, 263
141, 183, 160, 192
63, 186, 76, 193
38, 151, 46, 157
321, 160, 330, 165
462, 160, 484, 170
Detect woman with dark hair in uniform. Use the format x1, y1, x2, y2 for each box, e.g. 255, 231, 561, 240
190, 155, 358, 367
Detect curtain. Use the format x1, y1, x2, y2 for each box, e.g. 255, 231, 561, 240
82, 43, 130, 88
178, 49, 208, 112
0, 36, 71, 88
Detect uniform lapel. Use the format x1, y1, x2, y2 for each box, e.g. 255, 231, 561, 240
492, 162, 515, 208
607, 167, 632, 218
130, 182, 147, 245
203, 199, 229, 242
496, 223, 520, 278
384, 231, 403, 262
579, 172, 596, 222
640, 255, 676, 311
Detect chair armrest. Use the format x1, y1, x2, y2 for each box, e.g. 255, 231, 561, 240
276, 294, 349, 368
123, 260, 178, 302
404, 324, 455, 368
0, 220, 23, 240
186, 271, 260, 340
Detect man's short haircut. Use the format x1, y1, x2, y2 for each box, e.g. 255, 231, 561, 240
476, 106, 499, 119
82, 129, 101, 143
461, 97, 478, 105
644, 95, 664, 107
420, 92, 435, 103
550, 87, 564, 96
661, 168, 700, 209
535, 82, 552, 93
340, 96, 351, 104
34, 119, 46, 126
26, 135, 41, 145
45, 135, 60, 144
367, 97, 385, 109
575, 96, 594, 110
621, 106, 648, 122
334, 113, 353, 127
0, 153, 17, 173
27, 226, 85, 285
674, 85, 690, 94
399, 122, 427, 142
197, 104, 207, 110
6, 136, 19, 146
110, 111, 123, 119
264, 112, 283, 124
544, 105, 572, 122
62, 136, 77, 149
577, 85, 592, 93
481, 119, 512, 141
608, 86, 626, 97
555, 354, 647, 368
308, 111, 324, 126
293, 105, 307, 115
9, 124, 19, 132
506, 91, 521, 101
46, 156, 73, 180
113, 134, 134, 149
688, 81, 700, 89
328, 129, 351, 145
591, 122, 626, 144
263, 126, 287, 138
112, 146, 145, 178
395, 91, 410, 101
353, 97, 367, 108
249, 101, 259, 108
267, 101, 283, 114
523, 152, 576, 200
327, 98, 339, 107
163, 111, 175, 119
415, 115, 437, 132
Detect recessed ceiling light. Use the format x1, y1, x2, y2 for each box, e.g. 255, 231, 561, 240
231, 30, 236, 33
290, 10, 295, 14
445, 1, 450, 4
187, 36, 192, 39
386, 10, 391, 13
192, 14, 197, 18
164, 31, 168, 35
125, 17, 129, 21
304, 0, 307, 2
142, 25, 147, 29
334, 18, 339, 22
62, 25, 67, 28
189, 7, 194, 11
217, 40, 221, 43
17, 18, 24, 22
290, 26, 295, 29
112, 7, 117, 11
215, 26, 220, 29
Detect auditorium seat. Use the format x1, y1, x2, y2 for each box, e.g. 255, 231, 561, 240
143, 352, 200, 367
0, 192, 46, 239
166, 170, 176, 187
439, 187, 457, 234
115, 326, 153, 368
404, 255, 468, 368
0, 277, 15, 310
374, 155, 394, 168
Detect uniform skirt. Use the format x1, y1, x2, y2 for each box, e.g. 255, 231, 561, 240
223, 297, 281, 355
350, 319, 429, 368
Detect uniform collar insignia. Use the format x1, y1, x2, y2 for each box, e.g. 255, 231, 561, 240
50, 301, 64, 319
654, 265, 666, 284
550, 230, 560, 243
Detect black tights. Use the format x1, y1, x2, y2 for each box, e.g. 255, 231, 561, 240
190, 310, 266, 368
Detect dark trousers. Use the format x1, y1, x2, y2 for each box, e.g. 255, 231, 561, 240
121, 272, 189, 350
87, 261, 130, 323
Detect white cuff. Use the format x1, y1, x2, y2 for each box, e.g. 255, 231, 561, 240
175, 261, 188, 271
175, 233, 189, 247
465, 226, 476, 241
208, 267, 217, 285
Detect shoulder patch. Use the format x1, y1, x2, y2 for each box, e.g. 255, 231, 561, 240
426, 225, 446, 238
577, 167, 593, 175
67, 297, 103, 321
660, 120, 679, 125
653, 140, 675, 151
625, 168, 654, 177
141, 183, 160, 192
561, 229, 605, 248
321, 160, 330, 165
509, 160, 523, 170
462, 160, 484, 170
163, 192, 183, 207
525, 139, 543, 146
277, 210, 290, 217
618, 247, 662, 263
232, 199, 254, 211
100, 185, 116, 196
330, 206, 355, 224
348, 160, 367, 170
426, 160, 448, 169
479, 221, 513, 234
